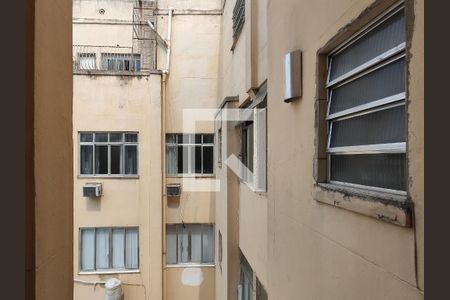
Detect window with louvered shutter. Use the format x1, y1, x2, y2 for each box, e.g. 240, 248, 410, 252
326, 4, 406, 192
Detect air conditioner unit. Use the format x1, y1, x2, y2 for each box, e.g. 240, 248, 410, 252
166, 183, 181, 197
83, 183, 102, 198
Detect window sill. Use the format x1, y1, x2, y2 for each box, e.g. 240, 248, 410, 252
164, 264, 215, 269
78, 270, 140, 275
166, 174, 216, 179
313, 183, 412, 227
73, 70, 162, 76
77, 175, 139, 179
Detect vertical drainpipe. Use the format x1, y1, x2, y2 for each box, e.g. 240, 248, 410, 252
161, 7, 173, 300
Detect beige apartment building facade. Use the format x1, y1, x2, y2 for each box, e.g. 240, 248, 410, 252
215, 0, 423, 300
72, 0, 423, 300
72, 0, 220, 299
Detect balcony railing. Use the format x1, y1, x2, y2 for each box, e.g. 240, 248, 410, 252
73, 45, 155, 73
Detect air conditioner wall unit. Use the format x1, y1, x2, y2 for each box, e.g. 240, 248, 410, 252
83, 183, 102, 198
167, 183, 181, 197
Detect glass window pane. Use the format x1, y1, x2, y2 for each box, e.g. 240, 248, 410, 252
195, 146, 202, 174
195, 135, 202, 144
125, 133, 138, 143
96, 228, 110, 269
125, 228, 139, 269
166, 225, 177, 264
81, 229, 95, 271
124, 145, 138, 175
80, 145, 93, 175
112, 229, 125, 269
178, 225, 189, 263
247, 125, 254, 172
329, 9, 405, 82
166, 145, 178, 175
110, 146, 122, 175
203, 146, 214, 174
166, 134, 177, 144
95, 133, 108, 142
95, 145, 108, 175
203, 134, 214, 144
330, 58, 405, 115
331, 153, 406, 190
202, 225, 214, 263
110, 133, 123, 142
80, 133, 93, 142
330, 105, 405, 148
177, 134, 184, 144
191, 225, 202, 263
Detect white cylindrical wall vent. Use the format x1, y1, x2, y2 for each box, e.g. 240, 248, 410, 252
105, 278, 123, 300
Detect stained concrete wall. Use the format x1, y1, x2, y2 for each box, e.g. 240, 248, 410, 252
35, 0, 73, 298
72, 74, 162, 300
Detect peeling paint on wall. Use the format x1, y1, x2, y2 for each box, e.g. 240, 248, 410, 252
181, 268, 204, 286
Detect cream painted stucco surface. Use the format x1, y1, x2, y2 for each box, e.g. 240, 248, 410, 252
35, 0, 73, 299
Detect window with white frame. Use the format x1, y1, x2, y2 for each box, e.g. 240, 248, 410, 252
80, 227, 139, 272
166, 134, 214, 175
80, 132, 138, 176
240, 84, 267, 192
101, 53, 141, 72
166, 224, 215, 265
326, 4, 406, 193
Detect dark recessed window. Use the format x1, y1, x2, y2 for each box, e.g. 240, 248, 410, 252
80, 132, 138, 176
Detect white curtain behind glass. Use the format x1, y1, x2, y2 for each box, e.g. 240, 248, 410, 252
178, 226, 189, 263
96, 228, 110, 269
202, 225, 214, 263
81, 229, 95, 271
112, 229, 125, 269
191, 225, 202, 263
166, 225, 177, 264
125, 228, 139, 269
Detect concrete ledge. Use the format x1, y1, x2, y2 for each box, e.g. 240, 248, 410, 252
73, 70, 162, 76
313, 183, 412, 227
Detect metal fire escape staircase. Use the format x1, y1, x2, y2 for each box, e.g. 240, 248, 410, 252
132, 0, 158, 71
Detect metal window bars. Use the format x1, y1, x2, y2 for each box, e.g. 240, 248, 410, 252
73, 46, 149, 72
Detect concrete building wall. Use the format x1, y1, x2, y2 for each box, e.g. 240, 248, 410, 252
265, 0, 424, 299
73, 0, 135, 47
215, 0, 424, 300
35, 0, 73, 298
72, 74, 162, 300
217, 1, 270, 297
